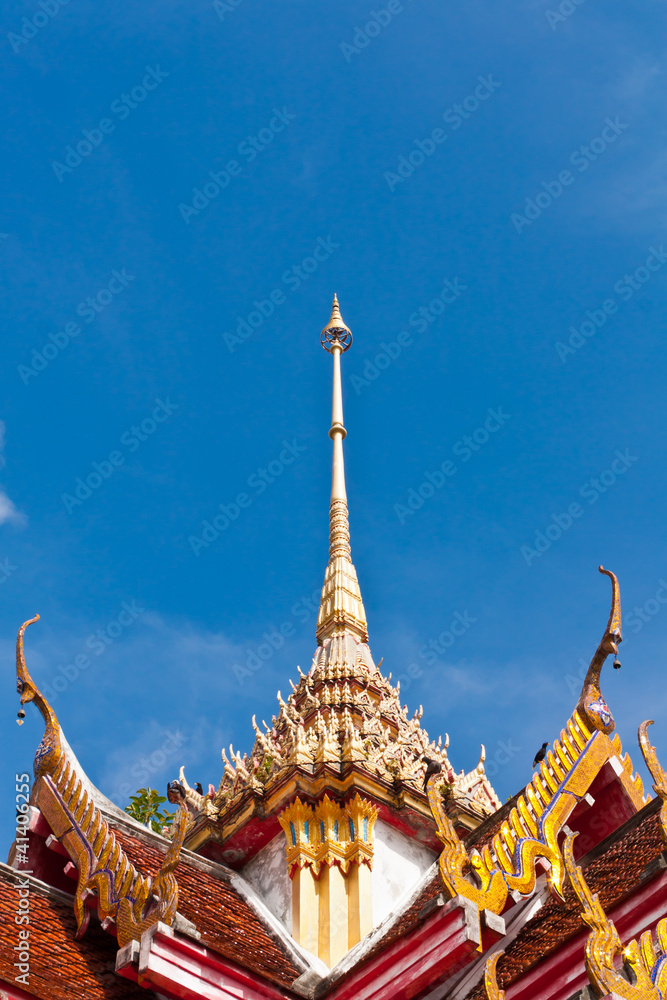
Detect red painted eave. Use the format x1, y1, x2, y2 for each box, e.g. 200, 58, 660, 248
117, 925, 296, 1000
117, 896, 500, 1000
326, 899, 485, 1000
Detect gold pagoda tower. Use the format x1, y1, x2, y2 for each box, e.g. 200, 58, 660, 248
180, 297, 500, 966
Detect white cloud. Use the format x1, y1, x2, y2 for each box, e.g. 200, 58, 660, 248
0, 421, 25, 526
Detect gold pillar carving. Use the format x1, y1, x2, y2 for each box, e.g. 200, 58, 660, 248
279, 793, 377, 966
292, 866, 318, 955
347, 861, 372, 948
319, 863, 348, 967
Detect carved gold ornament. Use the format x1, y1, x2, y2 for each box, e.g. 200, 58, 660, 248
16, 615, 188, 947
564, 833, 667, 999
639, 720, 667, 846
427, 568, 646, 931
279, 792, 377, 877
484, 951, 505, 1000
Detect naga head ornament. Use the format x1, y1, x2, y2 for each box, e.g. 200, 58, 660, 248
16, 614, 41, 717
576, 566, 622, 735
16, 614, 63, 779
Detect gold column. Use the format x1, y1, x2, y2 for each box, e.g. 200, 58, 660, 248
292, 866, 319, 956
318, 863, 348, 967
279, 793, 377, 967
347, 860, 372, 949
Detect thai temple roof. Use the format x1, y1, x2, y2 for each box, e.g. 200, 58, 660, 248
183, 295, 500, 869
5, 296, 667, 1000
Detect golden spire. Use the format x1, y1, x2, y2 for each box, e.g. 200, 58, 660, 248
316, 295, 368, 645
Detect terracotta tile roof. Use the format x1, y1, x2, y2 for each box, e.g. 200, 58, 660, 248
112, 827, 302, 989
1, 817, 303, 999
0, 867, 148, 1000
465, 798, 665, 999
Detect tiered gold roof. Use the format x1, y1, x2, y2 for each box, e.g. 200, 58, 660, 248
209, 632, 498, 822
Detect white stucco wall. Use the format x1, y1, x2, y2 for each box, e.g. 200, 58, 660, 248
240, 820, 436, 939
241, 832, 292, 933
371, 819, 437, 928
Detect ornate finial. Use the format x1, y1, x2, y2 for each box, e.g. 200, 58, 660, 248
639, 721, 667, 845
16, 614, 63, 778
16, 614, 40, 706
321, 294, 352, 352
316, 296, 368, 645
576, 567, 622, 734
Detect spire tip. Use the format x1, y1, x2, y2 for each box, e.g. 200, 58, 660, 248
321, 295, 352, 353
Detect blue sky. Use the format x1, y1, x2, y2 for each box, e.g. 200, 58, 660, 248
2, 0, 666, 850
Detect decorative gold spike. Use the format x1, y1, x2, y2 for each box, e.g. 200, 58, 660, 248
546, 750, 564, 783
639, 720, 667, 844
568, 715, 587, 752
518, 797, 538, 839
555, 739, 572, 774
510, 809, 525, 841
561, 728, 578, 763
494, 836, 513, 875
532, 773, 550, 807
74, 785, 88, 823
317, 297, 368, 645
